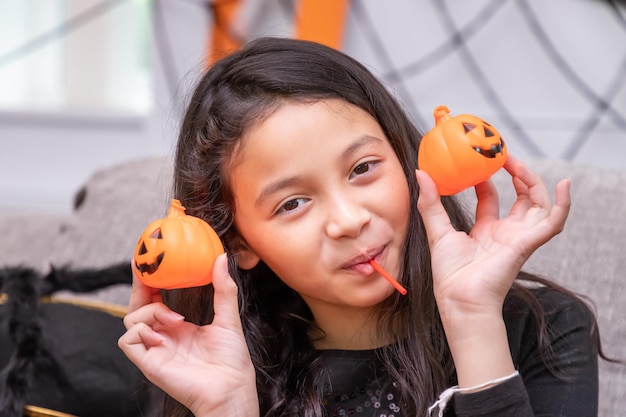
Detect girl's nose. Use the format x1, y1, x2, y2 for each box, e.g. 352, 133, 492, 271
324, 193, 371, 239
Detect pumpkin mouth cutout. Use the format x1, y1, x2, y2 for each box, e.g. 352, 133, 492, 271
135, 252, 165, 275
473, 139, 505, 159
135, 227, 165, 275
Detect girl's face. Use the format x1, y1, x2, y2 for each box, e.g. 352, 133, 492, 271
230, 99, 411, 317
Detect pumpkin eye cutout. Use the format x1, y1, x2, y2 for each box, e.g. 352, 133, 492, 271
132, 199, 224, 289
417, 105, 508, 196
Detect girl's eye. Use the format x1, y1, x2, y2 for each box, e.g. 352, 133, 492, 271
350, 161, 374, 178
277, 197, 308, 214
354, 162, 370, 175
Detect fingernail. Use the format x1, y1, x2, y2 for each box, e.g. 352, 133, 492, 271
169, 310, 185, 321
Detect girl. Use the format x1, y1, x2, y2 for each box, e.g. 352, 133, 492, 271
119, 37, 602, 417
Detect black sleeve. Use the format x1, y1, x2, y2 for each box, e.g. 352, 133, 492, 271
451, 287, 599, 417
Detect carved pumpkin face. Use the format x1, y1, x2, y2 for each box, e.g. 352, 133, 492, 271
418, 105, 507, 195
133, 199, 224, 289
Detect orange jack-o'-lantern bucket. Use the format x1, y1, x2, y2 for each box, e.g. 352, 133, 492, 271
133, 199, 224, 289
418, 105, 507, 195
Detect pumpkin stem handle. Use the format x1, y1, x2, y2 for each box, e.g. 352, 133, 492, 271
168, 199, 187, 217
433, 105, 452, 126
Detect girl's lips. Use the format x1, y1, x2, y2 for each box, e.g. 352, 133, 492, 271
342, 248, 384, 274
340, 246, 407, 295
349, 261, 375, 275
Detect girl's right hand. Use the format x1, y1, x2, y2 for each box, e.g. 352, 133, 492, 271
118, 253, 259, 417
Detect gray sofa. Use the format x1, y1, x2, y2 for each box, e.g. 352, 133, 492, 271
1, 157, 624, 415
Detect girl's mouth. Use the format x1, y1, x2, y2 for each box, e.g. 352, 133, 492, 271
341, 247, 407, 295
348, 259, 376, 275
342, 247, 384, 273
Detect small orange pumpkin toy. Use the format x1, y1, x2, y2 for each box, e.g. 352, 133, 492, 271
418, 105, 507, 195
132, 199, 224, 289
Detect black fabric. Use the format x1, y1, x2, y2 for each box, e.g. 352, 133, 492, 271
321, 349, 396, 416
318, 288, 598, 417
38, 262, 133, 296
9, 303, 150, 416
0, 266, 153, 417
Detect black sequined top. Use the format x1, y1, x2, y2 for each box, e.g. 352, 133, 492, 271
317, 288, 599, 417
320, 348, 402, 417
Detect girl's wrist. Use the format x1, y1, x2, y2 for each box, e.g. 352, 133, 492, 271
439, 309, 507, 353
436, 295, 504, 328
192, 382, 260, 417
193, 394, 260, 417
440, 312, 516, 389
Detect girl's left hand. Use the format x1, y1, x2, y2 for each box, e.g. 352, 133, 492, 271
416, 155, 571, 317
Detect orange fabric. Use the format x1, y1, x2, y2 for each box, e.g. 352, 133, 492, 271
205, 0, 349, 66
294, 0, 349, 50
206, 0, 243, 67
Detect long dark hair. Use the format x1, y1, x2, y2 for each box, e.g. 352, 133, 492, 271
161, 37, 606, 417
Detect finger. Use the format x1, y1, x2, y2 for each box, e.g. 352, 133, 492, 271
210, 253, 243, 333
415, 170, 453, 245
123, 302, 185, 330
119, 322, 165, 351
504, 156, 551, 210
506, 158, 571, 248
555, 178, 572, 209
118, 323, 166, 370
501, 155, 531, 218
128, 260, 163, 313
507, 176, 531, 219
474, 178, 499, 224
521, 178, 571, 251
547, 178, 572, 234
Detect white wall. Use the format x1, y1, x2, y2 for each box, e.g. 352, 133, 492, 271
0, 0, 208, 214
1, 0, 624, 214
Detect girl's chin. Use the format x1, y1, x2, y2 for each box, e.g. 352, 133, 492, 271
338, 285, 397, 307
299, 286, 393, 310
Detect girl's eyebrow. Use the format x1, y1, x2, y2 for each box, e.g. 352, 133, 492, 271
254, 135, 384, 207
255, 176, 302, 207
341, 134, 383, 161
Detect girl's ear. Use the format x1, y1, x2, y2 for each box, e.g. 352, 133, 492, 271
235, 241, 261, 270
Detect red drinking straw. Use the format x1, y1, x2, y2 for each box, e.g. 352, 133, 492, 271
369, 259, 407, 295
